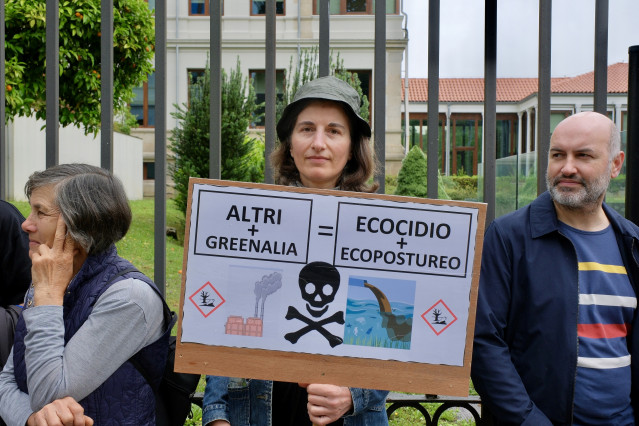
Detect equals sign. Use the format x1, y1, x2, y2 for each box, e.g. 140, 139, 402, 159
318, 225, 334, 237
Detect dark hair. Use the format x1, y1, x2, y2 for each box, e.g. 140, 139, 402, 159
24, 163, 132, 255
271, 99, 379, 193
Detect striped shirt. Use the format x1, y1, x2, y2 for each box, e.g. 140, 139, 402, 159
560, 222, 636, 425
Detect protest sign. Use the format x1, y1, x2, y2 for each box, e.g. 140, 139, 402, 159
175, 179, 486, 395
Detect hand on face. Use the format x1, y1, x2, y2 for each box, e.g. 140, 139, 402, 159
299, 383, 353, 425
27, 396, 93, 426
30, 215, 78, 306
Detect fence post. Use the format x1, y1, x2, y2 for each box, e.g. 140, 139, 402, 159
46, 0, 60, 167
153, 0, 167, 296
626, 45, 639, 225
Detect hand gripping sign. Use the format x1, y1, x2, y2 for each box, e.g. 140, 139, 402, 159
174, 179, 486, 396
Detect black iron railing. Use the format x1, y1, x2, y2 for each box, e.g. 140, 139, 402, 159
190, 391, 483, 425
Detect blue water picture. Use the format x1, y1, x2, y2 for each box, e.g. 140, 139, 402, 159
344, 276, 416, 350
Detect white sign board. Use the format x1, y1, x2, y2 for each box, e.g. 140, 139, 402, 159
176, 179, 486, 395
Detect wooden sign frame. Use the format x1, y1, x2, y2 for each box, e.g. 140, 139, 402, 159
174, 178, 486, 396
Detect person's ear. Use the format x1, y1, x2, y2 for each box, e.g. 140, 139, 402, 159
611, 151, 625, 178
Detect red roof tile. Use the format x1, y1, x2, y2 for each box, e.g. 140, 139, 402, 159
403, 62, 628, 103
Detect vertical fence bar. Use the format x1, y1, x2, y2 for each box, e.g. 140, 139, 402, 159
593, 0, 608, 115
319, 0, 329, 77
426, 0, 439, 199
210, 0, 221, 179
0, 0, 5, 199
373, 0, 386, 193
153, 0, 166, 296
264, 0, 276, 184
483, 0, 497, 224
100, 0, 114, 171
46, 0, 59, 168
626, 46, 639, 225
537, 0, 552, 195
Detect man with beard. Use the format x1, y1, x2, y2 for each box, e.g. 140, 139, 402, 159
471, 111, 639, 425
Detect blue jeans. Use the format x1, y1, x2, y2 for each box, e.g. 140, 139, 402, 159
202, 376, 389, 426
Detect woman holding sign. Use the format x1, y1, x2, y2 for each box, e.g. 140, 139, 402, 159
203, 76, 388, 426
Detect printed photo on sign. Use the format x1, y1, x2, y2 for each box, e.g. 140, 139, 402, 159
344, 276, 416, 350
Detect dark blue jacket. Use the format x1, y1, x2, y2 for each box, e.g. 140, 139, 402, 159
13, 245, 170, 426
471, 192, 639, 425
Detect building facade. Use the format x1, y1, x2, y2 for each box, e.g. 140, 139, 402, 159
402, 62, 629, 216
132, 0, 408, 196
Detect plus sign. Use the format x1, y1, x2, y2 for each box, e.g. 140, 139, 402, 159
396, 237, 408, 249
248, 224, 259, 236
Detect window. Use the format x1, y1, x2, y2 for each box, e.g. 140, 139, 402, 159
143, 162, 155, 180
314, 0, 398, 15
252, 0, 284, 15
496, 114, 518, 160
131, 73, 155, 127
401, 113, 446, 171
250, 69, 285, 127
451, 114, 482, 176
187, 68, 207, 103
189, 0, 224, 16
190, 0, 209, 15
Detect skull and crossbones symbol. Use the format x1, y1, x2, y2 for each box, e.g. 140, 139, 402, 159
284, 261, 344, 348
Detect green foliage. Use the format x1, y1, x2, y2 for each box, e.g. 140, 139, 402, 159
113, 107, 139, 135
220, 62, 260, 181
245, 136, 265, 183
441, 175, 479, 201
609, 174, 626, 194
276, 47, 370, 124
385, 174, 398, 195
4, 0, 155, 134
170, 60, 262, 215
394, 146, 450, 199
395, 146, 428, 198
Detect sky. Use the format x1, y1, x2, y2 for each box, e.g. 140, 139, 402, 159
402, 0, 639, 78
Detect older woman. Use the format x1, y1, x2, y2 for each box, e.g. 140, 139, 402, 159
203, 76, 388, 426
0, 164, 171, 426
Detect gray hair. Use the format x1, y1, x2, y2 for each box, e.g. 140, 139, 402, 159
609, 119, 621, 159
24, 163, 131, 255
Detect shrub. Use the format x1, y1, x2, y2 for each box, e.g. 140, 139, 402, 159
395, 146, 428, 198
441, 175, 479, 201
170, 59, 261, 214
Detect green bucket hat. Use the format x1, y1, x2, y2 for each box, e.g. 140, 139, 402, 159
276, 76, 371, 141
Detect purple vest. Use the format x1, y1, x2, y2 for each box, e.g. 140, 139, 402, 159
13, 245, 170, 425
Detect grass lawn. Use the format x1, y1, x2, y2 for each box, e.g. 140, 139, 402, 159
11, 198, 475, 425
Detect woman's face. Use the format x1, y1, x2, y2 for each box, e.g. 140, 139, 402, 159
21, 185, 60, 254
290, 101, 352, 189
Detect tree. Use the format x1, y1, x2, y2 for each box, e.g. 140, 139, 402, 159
4, 0, 155, 134
395, 145, 451, 199
395, 145, 429, 198
170, 60, 262, 214
276, 47, 370, 123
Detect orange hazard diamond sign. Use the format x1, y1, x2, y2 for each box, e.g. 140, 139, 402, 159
189, 282, 226, 318
421, 299, 457, 336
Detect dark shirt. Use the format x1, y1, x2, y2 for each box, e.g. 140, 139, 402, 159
0, 200, 30, 306
272, 381, 344, 426
0, 200, 30, 370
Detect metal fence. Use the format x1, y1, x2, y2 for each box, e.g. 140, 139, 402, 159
190, 391, 482, 425
0, 0, 624, 292
0, 1, 636, 423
